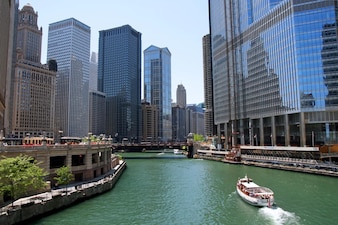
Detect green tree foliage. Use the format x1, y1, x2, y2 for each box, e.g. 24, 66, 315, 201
0, 155, 47, 205
54, 166, 74, 194
193, 134, 205, 142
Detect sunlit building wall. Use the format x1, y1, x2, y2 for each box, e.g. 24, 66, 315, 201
7, 4, 57, 139
144, 45, 172, 142
209, 0, 338, 147
202, 34, 216, 137
12, 60, 57, 138
47, 18, 90, 137
16, 4, 42, 63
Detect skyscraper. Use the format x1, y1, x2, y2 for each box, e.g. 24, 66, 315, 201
173, 84, 187, 141
144, 45, 172, 142
141, 101, 158, 142
98, 25, 141, 142
172, 104, 186, 142
8, 4, 57, 139
176, 84, 186, 108
47, 18, 90, 137
202, 34, 216, 137
16, 3, 42, 63
209, 0, 338, 147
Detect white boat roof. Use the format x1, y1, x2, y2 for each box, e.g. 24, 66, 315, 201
242, 182, 260, 188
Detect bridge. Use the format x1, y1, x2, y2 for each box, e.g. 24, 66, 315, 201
111, 142, 190, 151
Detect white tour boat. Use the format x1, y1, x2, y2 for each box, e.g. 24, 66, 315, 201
236, 175, 274, 207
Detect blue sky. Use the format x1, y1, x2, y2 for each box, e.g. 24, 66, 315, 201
24, 0, 209, 104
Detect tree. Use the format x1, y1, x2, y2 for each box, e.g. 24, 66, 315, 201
0, 155, 47, 206
54, 166, 74, 194
193, 134, 204, 142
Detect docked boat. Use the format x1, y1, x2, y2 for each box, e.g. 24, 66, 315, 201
236, 175, 274, 207
173, 149, 182, 154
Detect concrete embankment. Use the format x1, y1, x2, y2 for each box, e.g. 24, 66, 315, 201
0, 161, 127, 225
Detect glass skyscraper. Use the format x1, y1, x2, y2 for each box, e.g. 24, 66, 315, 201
144, 45, 172, 142
47, 18, 90, 137
98, 25, 141, 142
209, 0, 338, 147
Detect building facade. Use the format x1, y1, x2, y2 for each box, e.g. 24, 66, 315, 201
16, 4, 42, 63
141, 101, 158, 142
202, 34, 216, 137
0, 0, 16, 133
89, 52, 98, 91
209, 0, 338, 147
7, 4, 57, 139
12, 59, 57, 138
47, 18, 90, 138
176, 84, 187, 108
186, 104, 205, 137
173, 84, 187, 142
98, 25, 142, 142
144, 45, 172, 142
172, 104, 186, 142
89, 90, 106, 136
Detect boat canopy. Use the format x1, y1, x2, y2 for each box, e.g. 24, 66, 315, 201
241, 182, 260, 188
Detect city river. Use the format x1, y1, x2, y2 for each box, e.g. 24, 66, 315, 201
29, 152, 338, 225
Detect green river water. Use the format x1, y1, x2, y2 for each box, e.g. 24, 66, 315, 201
29, 152, 338, 225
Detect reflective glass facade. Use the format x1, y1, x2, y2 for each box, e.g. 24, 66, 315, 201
144, 45, 172, 142
47, 18, 90, 137
209, 0, 338, 147
98, 25, 141, 141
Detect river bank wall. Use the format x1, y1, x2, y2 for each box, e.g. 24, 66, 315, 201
0, 161, 127, 225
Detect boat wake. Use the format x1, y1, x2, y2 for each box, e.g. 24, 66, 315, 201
157, 152, 165, 155
258, 206, 301, 225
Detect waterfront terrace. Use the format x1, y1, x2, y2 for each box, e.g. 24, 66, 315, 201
0, 143, 119, 205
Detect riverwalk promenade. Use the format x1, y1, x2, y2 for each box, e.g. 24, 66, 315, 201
0, 160, 127, 225
196, 153, 338, 177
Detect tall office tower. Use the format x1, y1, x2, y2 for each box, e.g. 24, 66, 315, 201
176, 84, 187, 108
172, 104, 186, 142
12, 58, 57, 138
98, 25, 141, 142
0, 0, 16, 134
202, 34, 216, 137
16, 4, 42, 63
8, 4, 57, 139
89, 52, 98, 91
47, 18, 90, 137
209, 0, 338, 147
144, 45, 172, 142
141, 101, 158, 142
